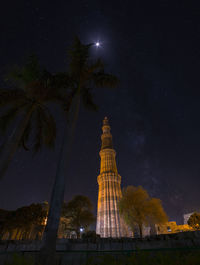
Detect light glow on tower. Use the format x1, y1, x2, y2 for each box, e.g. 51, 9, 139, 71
96, 117, 128, 238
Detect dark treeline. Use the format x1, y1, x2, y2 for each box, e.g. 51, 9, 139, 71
0, 202, 48, 240
0, 195, 96, 241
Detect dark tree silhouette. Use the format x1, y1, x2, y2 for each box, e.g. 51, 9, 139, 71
63, 195, 95, 238
40, 38, 119, 265
0, 203, 47, 240
0, 55, 68, 178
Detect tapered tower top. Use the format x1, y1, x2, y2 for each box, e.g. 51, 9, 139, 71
101, 117, 113, 150
103, 116, 109, 125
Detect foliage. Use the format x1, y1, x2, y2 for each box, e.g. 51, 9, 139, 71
82, 230, 100, 240
4, 253, 34, 265
0, 203, 47, 240
0, 201, 72, 240
0, 55, 69, 153
63, 195, 96, 238
188, 212, 200, 230
66, 37, 119, 112
118, 186, 168, 237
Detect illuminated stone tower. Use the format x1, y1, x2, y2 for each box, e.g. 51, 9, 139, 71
96, 117, 127, 237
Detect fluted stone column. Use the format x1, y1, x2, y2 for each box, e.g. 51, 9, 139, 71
96, 117, 128, 237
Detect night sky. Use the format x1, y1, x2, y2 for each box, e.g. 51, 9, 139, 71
0, 0, 200, 224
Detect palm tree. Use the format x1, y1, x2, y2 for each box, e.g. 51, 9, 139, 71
40, 38, 119, 265
0, 55, 68, 178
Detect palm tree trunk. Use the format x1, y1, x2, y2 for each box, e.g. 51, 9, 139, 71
39, 93, 81, 265
0, 104, 35, 178
139, 224, 143, 238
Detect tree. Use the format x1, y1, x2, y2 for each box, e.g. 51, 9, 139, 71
63, 195, 96, 238
0, 202, 76, 240
188, 212, 200, 230
0, 203, 48, 240
0, 209, 11, 239
118, 186, 168, 237
0, 55, 68, 178
40, 38, 118, 264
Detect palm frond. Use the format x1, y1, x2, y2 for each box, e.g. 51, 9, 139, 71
51, 72, 72, 90
20, 54, 41, 85
92, 71, 119, 88
87, 59, 104, 74
40, 107, 56, 149
0, 103, 27, 132
79, 59, 104, 84
26, 71, 72, 106
33, 109, 43, 153
5, 54, 41, 88
69, 37, 92, 75
81, 88, 98, 112
33, 107, 56, 153
19, 115, 33, 151
4, 65, 24, 88
0, 88, 27, 107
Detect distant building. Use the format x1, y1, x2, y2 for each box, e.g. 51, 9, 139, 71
155, 221, 194, 235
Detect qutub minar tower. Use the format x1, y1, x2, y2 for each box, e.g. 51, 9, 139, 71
96, 117, 128, 237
